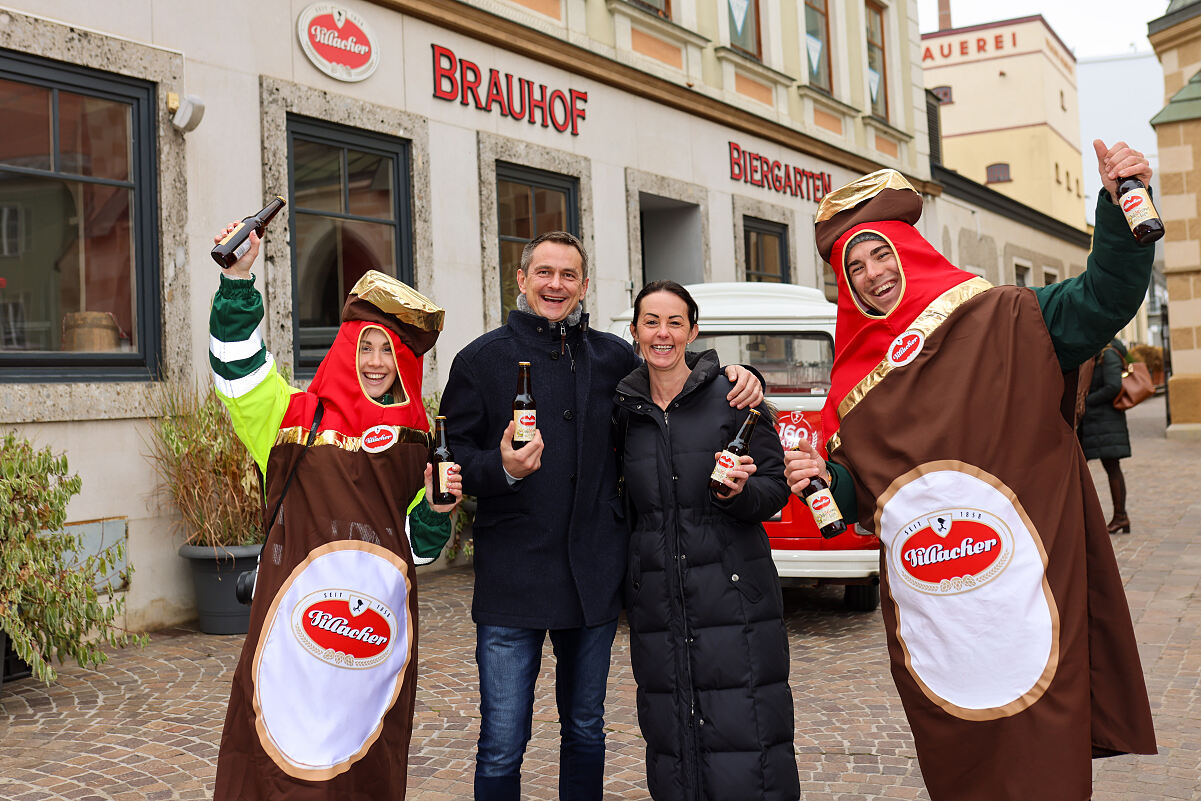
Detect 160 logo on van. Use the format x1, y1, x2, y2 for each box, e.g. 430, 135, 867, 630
292, 589, 397, 669
893, 509, 1013, 594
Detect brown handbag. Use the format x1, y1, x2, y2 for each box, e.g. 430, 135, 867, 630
1113, 359, 1154, 410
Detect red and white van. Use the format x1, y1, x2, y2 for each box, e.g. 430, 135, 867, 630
612, 282, 880, 611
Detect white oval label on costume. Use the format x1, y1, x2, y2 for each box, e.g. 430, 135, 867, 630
361, 425, 396, 453
887, 331, 924, 367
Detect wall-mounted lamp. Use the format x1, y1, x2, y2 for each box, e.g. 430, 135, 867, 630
167, 91, 205, 133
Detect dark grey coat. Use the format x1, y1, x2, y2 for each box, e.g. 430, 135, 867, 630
1079, 342, 1131, 461
614, 350, 798, 801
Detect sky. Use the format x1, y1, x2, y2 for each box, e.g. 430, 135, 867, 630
915, 0, 1173, 59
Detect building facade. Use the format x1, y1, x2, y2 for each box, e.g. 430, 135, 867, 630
921, 14, 1088, 228
0, 0, 1093, 630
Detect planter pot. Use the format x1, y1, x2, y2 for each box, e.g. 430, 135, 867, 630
178, 544, 263, 635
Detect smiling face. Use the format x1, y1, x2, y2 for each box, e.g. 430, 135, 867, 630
516, 241, 589, 323
846, 238, 902, 314
357, 326, 399, 400
631, 290, 697, 375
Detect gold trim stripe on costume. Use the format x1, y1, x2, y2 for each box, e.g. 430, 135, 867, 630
275, 425, 431, 451
826, 277, 993, 455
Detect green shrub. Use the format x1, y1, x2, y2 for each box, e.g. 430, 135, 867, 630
0, 432, 144, 684
146, 383, 262, 549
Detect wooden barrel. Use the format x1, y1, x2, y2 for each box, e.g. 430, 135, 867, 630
61, 311, 120, 351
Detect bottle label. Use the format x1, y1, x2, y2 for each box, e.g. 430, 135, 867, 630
218, 222, 245, 247
437, 462, 452, 495
1119, 188, 1157, 228
806, 488, 843, 529
232, 238, 252, 260
710, 450, 739, 485
514, 410, 537, 442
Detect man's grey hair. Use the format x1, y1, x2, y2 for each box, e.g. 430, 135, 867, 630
518, 231, 589, 280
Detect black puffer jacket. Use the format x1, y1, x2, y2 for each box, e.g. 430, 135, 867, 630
1079, 340, 1131, 460
614, 350, 797, 801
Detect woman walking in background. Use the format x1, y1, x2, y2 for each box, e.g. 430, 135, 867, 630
1080, 338, 1133, 533
614, 281, 797, 801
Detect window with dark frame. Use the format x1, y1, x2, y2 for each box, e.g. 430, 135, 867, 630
628, 0, 670, 19
931, 85, 953, 104
803, 0, 832, 93
286, 116, 413, 373
985, 163, 1011, 183
0, 51, 158, 382
744, 216, 789, 284
728, 0, 762, 59
865, 1, 888, 119
496, 162, 579, 323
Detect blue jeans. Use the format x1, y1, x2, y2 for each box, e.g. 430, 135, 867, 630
474, 620, 618, 800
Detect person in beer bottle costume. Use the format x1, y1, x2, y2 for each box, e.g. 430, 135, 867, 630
207, 224, 461, 801
613, 281, 796, 801
438, 231, 763, 801
784, 140, 1156, 800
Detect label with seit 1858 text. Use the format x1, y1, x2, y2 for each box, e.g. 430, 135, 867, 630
514, 410, 537, 442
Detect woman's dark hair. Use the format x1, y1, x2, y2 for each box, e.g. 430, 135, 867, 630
632, 280, 699, 328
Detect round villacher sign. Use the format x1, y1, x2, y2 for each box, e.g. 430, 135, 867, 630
893, 508, 1013, 595
292, 589, 397, 669
297, 3, 380, 82
361, 425, 397, 453
887, 330, 925, 367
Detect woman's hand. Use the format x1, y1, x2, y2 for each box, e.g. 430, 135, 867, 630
784, 437, 827, 495
214, 221, 259, 280
713, 453, 756, 498
424, 461, 462, 514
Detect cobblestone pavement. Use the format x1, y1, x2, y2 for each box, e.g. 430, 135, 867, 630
1, 396, 1198, 800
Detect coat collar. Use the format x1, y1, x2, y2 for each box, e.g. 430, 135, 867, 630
616, 349, 719, 407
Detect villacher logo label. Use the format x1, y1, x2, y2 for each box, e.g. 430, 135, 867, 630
887, 330, 924, 367
292, 589, 397, 669
361, 425, 397, 453
893, 508, 1014, 595
1121, 193, 1143, 213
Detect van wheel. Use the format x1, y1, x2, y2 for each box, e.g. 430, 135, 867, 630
843, 583, 880, 612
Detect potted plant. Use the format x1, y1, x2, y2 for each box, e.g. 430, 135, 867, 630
146, 383, 263, 634
0, 432, 144, 684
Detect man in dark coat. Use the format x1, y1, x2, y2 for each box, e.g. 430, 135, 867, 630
439, 231, 762, 801
785, 140, 1156, 801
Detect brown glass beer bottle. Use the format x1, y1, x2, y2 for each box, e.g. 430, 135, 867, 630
1115, 177, 1164, 245
430, 416, 455, 505
513, 362, 536, 449
211, 196, 287, 268
709, 409, 760, 493
800, 472, 847, 538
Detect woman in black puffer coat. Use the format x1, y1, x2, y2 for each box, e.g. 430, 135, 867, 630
614, 281, 797, 801
1079, 338, 1132, 533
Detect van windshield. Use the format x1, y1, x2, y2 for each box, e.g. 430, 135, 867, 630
691, 333, 833, 397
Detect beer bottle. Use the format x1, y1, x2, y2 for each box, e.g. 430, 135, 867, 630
430, 416, 455, 505
709, 409, 760, 493
513, 362, 536, 449
1115, 177, 1164, 246
211, 196, 287, 268
801, 472, 847, 538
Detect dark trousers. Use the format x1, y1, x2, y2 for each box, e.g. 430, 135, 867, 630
474, 620, 618, 801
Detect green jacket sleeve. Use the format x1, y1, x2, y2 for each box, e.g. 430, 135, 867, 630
827, 461, 858, 526
1033, 192, 1154, 370
209, 274, 300, 475
406, 489, 453, 564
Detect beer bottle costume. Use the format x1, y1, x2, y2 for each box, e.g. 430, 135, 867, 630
814, 171, 1155, 801
208, 271, 450, 800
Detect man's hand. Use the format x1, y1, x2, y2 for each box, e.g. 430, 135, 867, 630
500, 420, 543, 479
784, 438, 828, 496
713, 453, 756, 498
725, 365, 764, 409
424, 462, 462, 514
1093, 139, 1153, 199
214, 221, 259, 280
